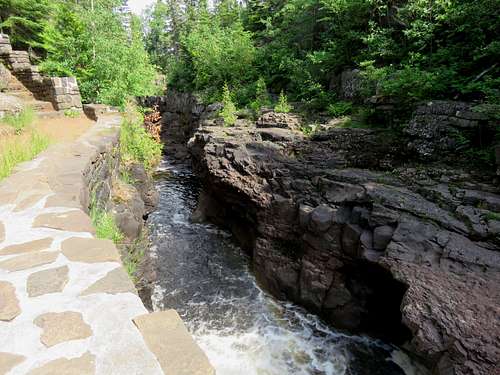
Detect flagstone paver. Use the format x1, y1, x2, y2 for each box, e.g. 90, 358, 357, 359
13, 194, 46, 213
0, 115, 214, 375
26, 266, 69, 297
34, 311, 92, 347
26, 352, 95, 375
0, 238, 53, 256
0, 221, 4, 243
133, 311, 215, 375
32, 211, 94, 233
61, 237, 120, 263
44, 193, 80, 209
0, 252, 59, 272
0, 281, 21, 321
80, 267, 136, 296
0, 352, 26, 374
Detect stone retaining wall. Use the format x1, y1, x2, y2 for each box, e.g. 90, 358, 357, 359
0, 34, 82, 111
0, 114, 214, 374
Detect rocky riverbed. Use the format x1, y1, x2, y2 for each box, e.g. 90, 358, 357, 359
142, 93, 500, 375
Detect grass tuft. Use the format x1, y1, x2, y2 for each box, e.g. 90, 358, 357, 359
1, 107, 36, 134
90, 203, 124, 244
63, 109, 81, 118
0, 131, 50, 181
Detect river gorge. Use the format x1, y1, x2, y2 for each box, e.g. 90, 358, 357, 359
138, 92, 499, 375
146, 157, 424, 375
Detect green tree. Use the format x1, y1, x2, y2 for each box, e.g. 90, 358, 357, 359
220, 83, 237, 126
40, 1, 157, 107
0, 0, 51, 50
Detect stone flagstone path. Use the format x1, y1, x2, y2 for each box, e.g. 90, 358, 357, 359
0, 115, 214, 375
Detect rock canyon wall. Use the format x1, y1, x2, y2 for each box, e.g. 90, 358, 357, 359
145, 93, 500, 375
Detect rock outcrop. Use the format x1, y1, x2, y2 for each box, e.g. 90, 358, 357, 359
405, 101, 494, 160
186, 110, 500, 375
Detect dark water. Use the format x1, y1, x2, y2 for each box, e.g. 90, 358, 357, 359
147, 157, 426, 375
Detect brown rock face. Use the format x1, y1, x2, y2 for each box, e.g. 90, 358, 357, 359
34, 311, 93, 347
186, 113, 500, 375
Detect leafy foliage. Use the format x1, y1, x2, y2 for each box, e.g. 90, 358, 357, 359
0, 0, 51, 49
1, 0, 158, 107
120, 106, 163, 172
250, 77, 271, 112
90, 200, 124, 244
143, 0, 499, 110
327, 101, 352, 117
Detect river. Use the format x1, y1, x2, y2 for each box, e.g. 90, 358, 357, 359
147, 156, 424, 375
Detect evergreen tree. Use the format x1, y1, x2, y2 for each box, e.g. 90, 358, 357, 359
0, 0, 51, 50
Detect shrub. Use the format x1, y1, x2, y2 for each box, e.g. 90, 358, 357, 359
220, 83, 237, 126
1, 107, 35, 134
275, 90, 292, 113
0, 130, 50, 180
120, 107, 163, 172
327, 101, 353, 117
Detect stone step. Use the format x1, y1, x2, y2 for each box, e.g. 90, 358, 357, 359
26, 100, 54, 112
8, 91, 33, 100
36, 110, 63, 120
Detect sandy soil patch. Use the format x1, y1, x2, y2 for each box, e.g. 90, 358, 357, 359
34, 115, 95, 143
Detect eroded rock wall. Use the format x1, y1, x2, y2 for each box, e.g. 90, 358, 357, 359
186, 116, 499, 375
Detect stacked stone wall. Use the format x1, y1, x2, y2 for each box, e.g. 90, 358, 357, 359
0, 34, 82, 111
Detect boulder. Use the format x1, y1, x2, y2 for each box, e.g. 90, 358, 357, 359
256, 111, 302, 131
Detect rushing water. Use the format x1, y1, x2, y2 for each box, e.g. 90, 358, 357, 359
147, 157, 425, 375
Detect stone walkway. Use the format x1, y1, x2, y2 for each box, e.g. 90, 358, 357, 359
0, 115, 214, 375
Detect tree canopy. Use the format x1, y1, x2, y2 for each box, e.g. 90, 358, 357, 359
143, 0, 499, 108
1, 0, 158, 107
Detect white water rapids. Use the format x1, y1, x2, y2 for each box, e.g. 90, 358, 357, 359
147, 158, 427, 375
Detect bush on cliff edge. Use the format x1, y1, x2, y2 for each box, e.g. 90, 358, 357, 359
120, 105, 163, 172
